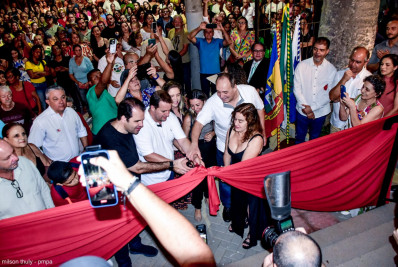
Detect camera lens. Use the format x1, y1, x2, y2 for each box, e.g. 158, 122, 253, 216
262, 226, 279, 248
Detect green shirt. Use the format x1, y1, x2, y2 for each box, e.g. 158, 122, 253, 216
87, 85, 117, 134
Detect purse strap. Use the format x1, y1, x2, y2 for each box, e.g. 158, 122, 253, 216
21, 82, 31, 108
236, 31, 250, 54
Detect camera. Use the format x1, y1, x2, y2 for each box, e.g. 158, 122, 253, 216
262, 171, 295, 248
206, 23, 217, 29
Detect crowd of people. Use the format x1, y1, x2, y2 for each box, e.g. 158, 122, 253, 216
0, 0, 397, 266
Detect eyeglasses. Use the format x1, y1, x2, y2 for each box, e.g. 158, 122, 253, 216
11, 180, 23, 198
238, 21, 246, 25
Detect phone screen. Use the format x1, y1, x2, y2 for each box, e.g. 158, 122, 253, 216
340, 85, 346, 99
152, 22, 157, 33
81, 150, 118, 208
109, 38, 116, 53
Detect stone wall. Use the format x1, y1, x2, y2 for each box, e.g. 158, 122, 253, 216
319, 0, 380, 69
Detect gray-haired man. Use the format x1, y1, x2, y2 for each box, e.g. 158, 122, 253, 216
29, 85, 88, 161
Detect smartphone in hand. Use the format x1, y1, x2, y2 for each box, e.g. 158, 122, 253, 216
340, 85, 346, 99
81, 150, 118, 208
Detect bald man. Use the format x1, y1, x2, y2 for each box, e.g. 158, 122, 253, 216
0, 140, 54, 220
329, 46, 371, 133
263, 230, 322, 267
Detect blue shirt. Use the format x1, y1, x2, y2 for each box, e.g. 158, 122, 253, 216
69, 56, 94, 83
195, 38, 224, 74
0, 120, 4, 138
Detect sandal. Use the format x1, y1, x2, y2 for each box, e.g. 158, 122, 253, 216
242, 235, 255, 249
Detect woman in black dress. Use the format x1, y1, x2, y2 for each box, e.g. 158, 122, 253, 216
224, 103, 268, 249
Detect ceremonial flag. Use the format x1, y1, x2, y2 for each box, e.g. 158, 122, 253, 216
289, 14, 302, 123
264, 33, 284, 137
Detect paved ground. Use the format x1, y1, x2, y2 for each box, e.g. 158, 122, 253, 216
110, 190, 351, 267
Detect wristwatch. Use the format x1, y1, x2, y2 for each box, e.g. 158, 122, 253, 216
169, 161, 174, 170
124, 179, 140, 196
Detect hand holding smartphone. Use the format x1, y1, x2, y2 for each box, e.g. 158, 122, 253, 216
81, 150, 118, 208
340, 85, 346, 99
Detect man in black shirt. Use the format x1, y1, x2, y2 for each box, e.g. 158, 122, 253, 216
95, 97, 190, 266
100, 14, 122, 40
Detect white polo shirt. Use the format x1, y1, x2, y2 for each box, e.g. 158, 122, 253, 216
293, 57, 337, 118
134, 108, 186, 186
28, 107, 87, 162
196, 84, 264, 152
330, 68, 371, 129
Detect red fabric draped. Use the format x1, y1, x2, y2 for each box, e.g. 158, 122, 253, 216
0, 116, 397, 266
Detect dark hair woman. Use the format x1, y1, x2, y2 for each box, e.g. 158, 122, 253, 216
3, 122, 51, 179
6, 67, 42, 114
90, 25, 109, 67
224, 103, 266, 249
26, 45, 51, 109
378, 54, 398, 117
340, 75, 386, 127
182, 90, 216, 221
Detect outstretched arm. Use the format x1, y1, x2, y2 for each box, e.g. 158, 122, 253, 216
80, 151, 215, 266
95, 52, 116, 98
188, 22, 207, 44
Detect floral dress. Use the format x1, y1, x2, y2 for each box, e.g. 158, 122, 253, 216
230, 29, 255, 63
355, 95, 384, 121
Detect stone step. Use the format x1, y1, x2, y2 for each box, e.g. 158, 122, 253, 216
227, 204, 395, 267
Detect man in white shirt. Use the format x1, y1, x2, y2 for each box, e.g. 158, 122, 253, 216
29, 86, 88, 161
329, 47, 371, 133
98, 43, 125, 97
187, 73, 265, 222
241, 0, 255, 29
103, 0, 121, 15
264, 0, 285, 21
0, 140, 54, 220
203, 0, 223, 39
293, 37, 337, 144
134, 89, 193, 186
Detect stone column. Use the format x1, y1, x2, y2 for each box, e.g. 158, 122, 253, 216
319, 0, 380, 69
186, 0, 203, 90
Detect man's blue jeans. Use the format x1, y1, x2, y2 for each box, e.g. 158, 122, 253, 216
31, 82, 47, 110
295, 111, 326, 144
216, 149, 231, 209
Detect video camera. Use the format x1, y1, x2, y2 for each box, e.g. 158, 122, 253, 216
262, 171, 295, 248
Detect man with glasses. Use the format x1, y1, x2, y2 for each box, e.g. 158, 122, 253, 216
328, 47, 371, 133
0, 139, 54, 220
203, 0, 223, 39
244, 42, 270, 98
157, 8, 173, 34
